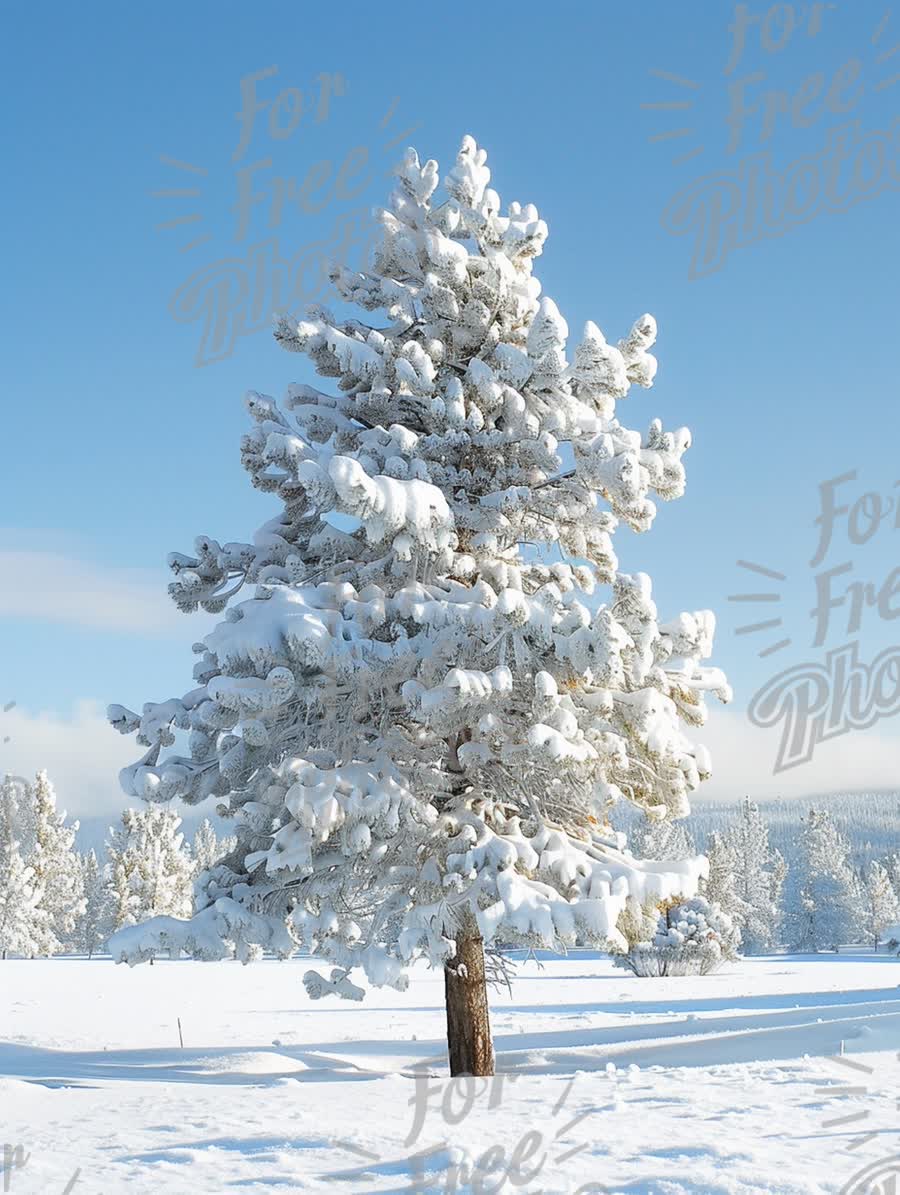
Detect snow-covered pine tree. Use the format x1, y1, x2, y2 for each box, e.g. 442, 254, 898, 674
722, 797, 784, 954
702, 830, 742, 926
863, 859, 899, 951
107, 135, 730, 1076
0, 835, 46, 959
629, 810, 696, 863
1, 774, 16, 832
28, 770, 85, 955
77, 849, 113, 957
108, 808, 193, 938
192, 818, 237, 876
0, 772, 35, 856
885, 850, 900, 900
787, 809, 862, 952
770, 847, 787, 942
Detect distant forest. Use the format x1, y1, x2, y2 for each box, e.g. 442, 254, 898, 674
614, 791, 900, 864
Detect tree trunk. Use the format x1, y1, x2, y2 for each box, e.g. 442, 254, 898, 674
444, 931, 494, 1077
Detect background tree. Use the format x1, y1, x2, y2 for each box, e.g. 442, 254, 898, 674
629, 811, 696, 864
787, 810, 862, 952
723, 797, 784, 954
108, 808, 193, 935
0, 832, 45, 959
884, 850, 900, 899
108, 135, 729, 1076
702, 831, 742, 926
0, 772, 34, 855
28, 770, 84, 955
862, 859, 899, 951
192, 818, 236, 877
77, 849, 113, 958
770, 848, 788, 939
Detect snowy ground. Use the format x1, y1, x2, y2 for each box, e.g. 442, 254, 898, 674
1, 953, 899, 1194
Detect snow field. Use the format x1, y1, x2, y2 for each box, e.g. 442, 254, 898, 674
1, 952, 899, 1193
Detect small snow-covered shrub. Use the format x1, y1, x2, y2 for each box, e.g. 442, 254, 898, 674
613, 896, 741, 977
615, 896, 661, 950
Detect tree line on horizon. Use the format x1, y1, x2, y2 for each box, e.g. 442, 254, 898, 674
1, 772, 897, 961
0, 771, 234, 959
623, 795, 900, 957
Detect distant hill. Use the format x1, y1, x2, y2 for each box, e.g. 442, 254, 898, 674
613, 791, 900, 865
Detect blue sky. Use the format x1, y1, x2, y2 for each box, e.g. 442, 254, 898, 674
2, 1, 899, 815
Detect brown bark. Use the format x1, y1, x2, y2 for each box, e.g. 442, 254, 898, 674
444, 931, 494, 1076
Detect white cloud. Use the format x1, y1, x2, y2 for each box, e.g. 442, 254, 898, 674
0, 549, 182, 633
697, 704, 900, 801
1, 699, 142, 818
